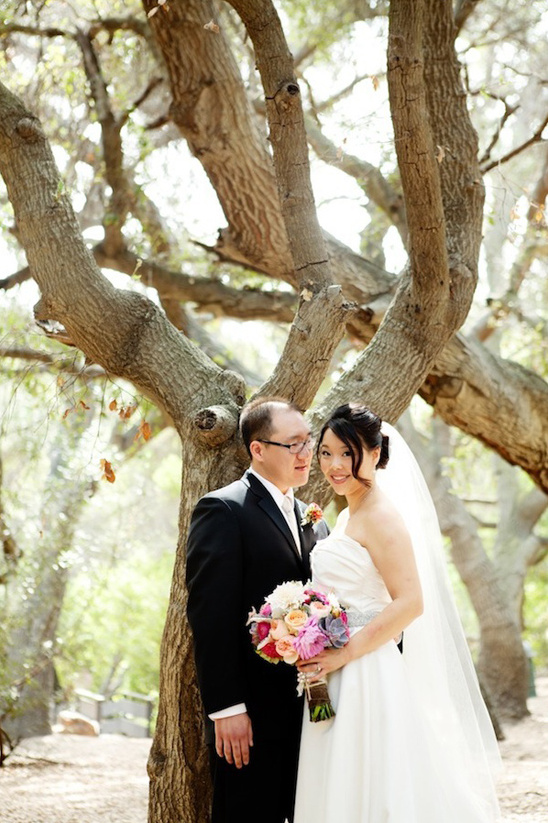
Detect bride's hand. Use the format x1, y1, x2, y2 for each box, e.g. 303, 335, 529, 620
297, 647, 350, 681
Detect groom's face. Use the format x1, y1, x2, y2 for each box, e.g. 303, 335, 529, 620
251, 407, 313, 493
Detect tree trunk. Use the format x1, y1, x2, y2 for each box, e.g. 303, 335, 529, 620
5, 435, 89, 738
147, 437, 245, 822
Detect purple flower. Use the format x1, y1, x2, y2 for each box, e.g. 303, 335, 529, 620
320, 614, 350, 648
293, 618, 328, 660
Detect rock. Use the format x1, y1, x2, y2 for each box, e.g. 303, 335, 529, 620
54, 710, 100, 736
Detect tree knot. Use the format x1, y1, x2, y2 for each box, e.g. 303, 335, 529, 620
194, 405, 238, 447
16, 117, 44, 143
274, 80, 301, 111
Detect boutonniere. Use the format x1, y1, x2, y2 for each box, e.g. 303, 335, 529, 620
300, 502, 323, 527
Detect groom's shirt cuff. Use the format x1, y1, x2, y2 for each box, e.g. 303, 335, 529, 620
209, 703, 247, 720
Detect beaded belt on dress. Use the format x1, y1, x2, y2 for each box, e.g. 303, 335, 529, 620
345, 609, 381, 628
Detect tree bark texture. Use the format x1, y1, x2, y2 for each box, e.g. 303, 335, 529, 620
227, 0, 331, 292
142, 0, 294, 282
423, 0, 484, 290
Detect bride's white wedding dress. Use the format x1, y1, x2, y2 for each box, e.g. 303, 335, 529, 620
294, 510, 500, 823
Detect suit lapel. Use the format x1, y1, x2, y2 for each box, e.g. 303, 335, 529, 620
243, 471, 304, 566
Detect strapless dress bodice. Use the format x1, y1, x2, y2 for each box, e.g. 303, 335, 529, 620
311, 525, 392, 617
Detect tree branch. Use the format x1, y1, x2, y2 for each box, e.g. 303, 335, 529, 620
454, 0, 483, 34
388, 0, 450, 296
527, 534, 548, 567
527, 141, 548, 222
0, 345, 107, 378
421, 334, 548, 493
0, 24, 69, 39
93, 245, 298, 322
0, 266, 31, 291
223, 0, 350, 407
481, 113, 548, 174
0, 80, 244, 426
144, 0, 295, 283
75, 31, 130, 255
226, 0, 331, 293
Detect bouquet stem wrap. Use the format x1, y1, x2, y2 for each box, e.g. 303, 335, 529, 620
305, 676, 335, 722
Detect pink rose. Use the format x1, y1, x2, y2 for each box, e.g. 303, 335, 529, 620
309, 601, 331, 619
275, 636, 299, 665
271, 619, 290, 640
259, 603, 272, 617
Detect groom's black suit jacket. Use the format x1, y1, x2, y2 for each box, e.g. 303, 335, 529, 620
186, 470, 328, 743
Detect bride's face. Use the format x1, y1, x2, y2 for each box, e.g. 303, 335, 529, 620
318, 428, 379, 496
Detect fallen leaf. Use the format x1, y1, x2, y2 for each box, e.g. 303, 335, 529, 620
371, 75, 379, 91
436, 145, 445, 164
109, 399, 118, 411
301, 287, 313, 302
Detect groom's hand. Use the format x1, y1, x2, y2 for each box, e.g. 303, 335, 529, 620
214, 713, 254, 768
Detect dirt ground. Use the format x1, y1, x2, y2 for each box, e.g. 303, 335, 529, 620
1, 676, 547, 822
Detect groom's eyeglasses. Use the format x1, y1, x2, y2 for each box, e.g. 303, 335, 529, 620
258, 438, 316, 455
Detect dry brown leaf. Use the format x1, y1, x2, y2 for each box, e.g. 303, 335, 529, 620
135, 420, 152, 442
118, 403, 137, 420
100, 458, 116, 483
109, 399, 118, 411
371, 75, 379, 91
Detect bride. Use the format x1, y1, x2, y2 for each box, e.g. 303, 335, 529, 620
294, 403, 501, 822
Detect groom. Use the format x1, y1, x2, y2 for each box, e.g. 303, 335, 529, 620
186, 397, 328, 823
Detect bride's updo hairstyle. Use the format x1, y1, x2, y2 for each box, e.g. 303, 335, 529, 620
318, 403, 390, 482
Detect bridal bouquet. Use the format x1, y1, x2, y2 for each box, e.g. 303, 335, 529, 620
248, 581, 350, 722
